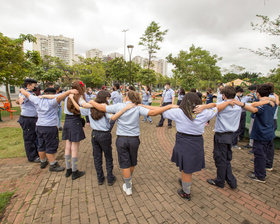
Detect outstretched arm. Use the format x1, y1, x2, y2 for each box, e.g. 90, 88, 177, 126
111, 103, 135, 121
147, 104, 178, 116
89, 100, 107, 112
194, 101, 234, 113
56, 89, 78, 104
19, 88, 31, 98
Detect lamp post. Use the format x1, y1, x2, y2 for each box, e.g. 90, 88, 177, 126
122, 29, 129, 61
127, 45, 134, 85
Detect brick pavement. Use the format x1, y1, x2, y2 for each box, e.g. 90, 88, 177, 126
0, 116, 280, 224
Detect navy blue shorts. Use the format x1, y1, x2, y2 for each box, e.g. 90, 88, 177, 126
116, 136, 140, 169
36, 126, 59, 154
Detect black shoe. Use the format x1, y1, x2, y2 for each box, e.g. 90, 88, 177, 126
65, 168, 72, 177
168, 126, 172, 129
207, 179, 224, 188
156, 124, 163, 127
49, 162, 65, 172
98, 179, 105, 185
177, 189, 191, 200
40, 160, 48, 169
248, 173, 266, 183
72, 170, 85, 180
32, 157, 41, 163
229, 184, 237, 190
108, 176, 116, 186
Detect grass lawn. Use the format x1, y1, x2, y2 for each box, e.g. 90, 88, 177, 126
0, 127, 25, 159
0, 191, 14, 220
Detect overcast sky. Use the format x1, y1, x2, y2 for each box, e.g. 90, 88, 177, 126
0, 0, 279, 75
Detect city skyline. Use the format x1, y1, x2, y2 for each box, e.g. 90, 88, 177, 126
1, 0, 279, 76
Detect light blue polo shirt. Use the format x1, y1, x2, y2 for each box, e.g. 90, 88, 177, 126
216, 91, 223, 103
177, 93, 184, 101
163, 89, 175, 103
106, 101, 149, 136
85, 93, 94, 102
19, 91, 38, 117
142, 90, 150, 102
28, 95, 58, 127
84, 109, 112, 131
163, 108, 218, 135
64, 97, 86, 115
214, 101, 242, 133
110, 91, 123, 104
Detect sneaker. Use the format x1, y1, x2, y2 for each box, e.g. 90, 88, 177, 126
72, 170, 85, 180
65, 168, 72, 177
40, 160, 48, 169
122, 183, 132, 196
248, 173, 266, 183
207, 179, 224, 188
266, 167, 273, 171
232, 145, 241, 150
31, 157, 41, 163
177, 189, 191, 200
49, 162, 65, 172
108, 176, 116, 186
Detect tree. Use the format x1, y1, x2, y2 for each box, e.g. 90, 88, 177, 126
136, 68, 157, 86
73, 58, 106, 87
243, 15, 280, 60
30, 55, 65, 87
139, 21, 168, 80
0, 33, 36, 106
167, 45, 222, 90
105, 57, 129, 84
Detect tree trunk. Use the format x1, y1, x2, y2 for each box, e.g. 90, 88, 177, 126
5, 83, 13, 107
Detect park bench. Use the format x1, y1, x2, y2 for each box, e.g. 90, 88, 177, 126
0, 94, 17, 121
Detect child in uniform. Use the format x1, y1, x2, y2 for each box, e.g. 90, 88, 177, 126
89, 91, 178, 195
19, 87, 78, 171
62, 81, 91, 180
17, 79, 40, 163
144, 92, 233, 200
234, 84, 277, 182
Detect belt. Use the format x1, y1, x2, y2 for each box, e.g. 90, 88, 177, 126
177, 132, 202, 137
117, 135, 139, 138
215, 132, 233, 135
20, 115, 37, 119
92, 129, 110, 133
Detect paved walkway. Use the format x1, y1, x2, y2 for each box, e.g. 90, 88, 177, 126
0, 116, 280, 224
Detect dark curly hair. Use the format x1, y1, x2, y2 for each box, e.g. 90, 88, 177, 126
91, 90, 111, 120
179, 92, 202, 121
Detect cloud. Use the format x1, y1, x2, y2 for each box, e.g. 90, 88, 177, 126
0, 0, 279, 74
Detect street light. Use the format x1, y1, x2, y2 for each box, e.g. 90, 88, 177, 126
127, 45, 134, 85
122, 29, 129, 61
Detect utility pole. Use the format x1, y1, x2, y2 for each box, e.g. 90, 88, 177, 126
122, 29, 129, 61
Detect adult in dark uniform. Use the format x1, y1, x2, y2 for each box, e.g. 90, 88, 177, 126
17, 79, 40, 163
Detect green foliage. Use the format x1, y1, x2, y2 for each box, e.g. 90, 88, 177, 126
73, 57, 105, 87
139, 21, 168, 77
136, 68, 157, 86
0, 33, 36, 86
268, 68, 280, 94
166, 45, 222, 90
105, 57, 128, 83
0, 191, 14, 219
245, 15, 280, 60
